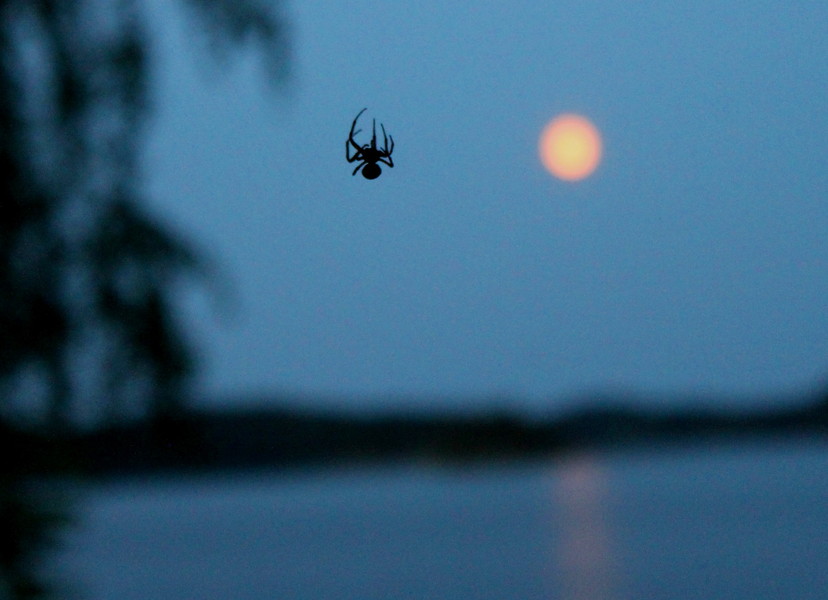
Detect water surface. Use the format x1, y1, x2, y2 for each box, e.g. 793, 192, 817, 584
56, 439, 828, 600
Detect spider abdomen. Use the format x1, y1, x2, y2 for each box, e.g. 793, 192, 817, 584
362, 164, 381, 179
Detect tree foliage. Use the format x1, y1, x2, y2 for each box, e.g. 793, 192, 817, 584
0, 0, 288, 430
1, 2, 288, 597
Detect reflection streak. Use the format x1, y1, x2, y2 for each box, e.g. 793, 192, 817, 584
551, 454, 619, 600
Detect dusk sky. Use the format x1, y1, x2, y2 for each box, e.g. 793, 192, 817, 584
143, 1, 828, 414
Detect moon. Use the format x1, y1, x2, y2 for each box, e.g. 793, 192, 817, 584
539, 114, 602, 181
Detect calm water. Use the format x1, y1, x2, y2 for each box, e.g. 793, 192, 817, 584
54, 439, 828, 600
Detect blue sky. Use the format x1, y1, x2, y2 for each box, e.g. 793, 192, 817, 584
143, 1, 828, 413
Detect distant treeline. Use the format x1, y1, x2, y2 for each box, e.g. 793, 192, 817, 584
39, 390, 826, 476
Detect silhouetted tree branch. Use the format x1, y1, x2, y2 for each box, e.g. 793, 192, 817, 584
0, 2, 289, 596
0, 0, 288, 431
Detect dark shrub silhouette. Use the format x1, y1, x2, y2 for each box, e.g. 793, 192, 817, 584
0, 1, 288, 597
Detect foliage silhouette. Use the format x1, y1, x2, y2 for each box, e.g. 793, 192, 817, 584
0, 1, 289, 598
0, 0, 288, 430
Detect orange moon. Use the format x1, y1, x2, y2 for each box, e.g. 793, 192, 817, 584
539, 114, 602, 181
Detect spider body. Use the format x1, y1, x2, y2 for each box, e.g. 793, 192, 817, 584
346, 108, 394, 179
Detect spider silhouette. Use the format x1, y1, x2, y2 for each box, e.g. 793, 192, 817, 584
346, 108, 394, 179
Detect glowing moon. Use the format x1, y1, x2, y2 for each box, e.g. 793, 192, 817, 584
539, 114, 602, 181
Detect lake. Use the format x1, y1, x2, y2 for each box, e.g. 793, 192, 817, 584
54, 438, 828, 600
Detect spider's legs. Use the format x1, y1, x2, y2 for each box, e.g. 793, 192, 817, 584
348, 108, 367, 153
378, 157, 394, 168
350, 108, 367, 137
352, 162, 365, 176
346, 139, 363, 163
380, 124, 394, 155
348, 133, 364, 156
371, 119, 377, 149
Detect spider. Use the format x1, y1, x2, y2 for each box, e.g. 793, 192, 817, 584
346, 108, 394, 179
